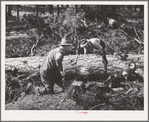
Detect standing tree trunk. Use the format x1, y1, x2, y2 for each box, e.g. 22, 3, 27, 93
101, 5, 108, 28
140, 5, 144, 13
36, 5, 39, 17
66, 5, 69, 8
74, 5, 78, 54
127, 5, 133, 11
139, 5, 144, 17
134, 5, 137, 12
111, 5, 117, 13
8, 5, 12, 17
48, 5, 53, 14
16, 5, 19, 22
75, 5, 78, 13
95, 5, 99, 23
81, 5, 86, 11
57, 5, 59, 16
6, 5, 8, 24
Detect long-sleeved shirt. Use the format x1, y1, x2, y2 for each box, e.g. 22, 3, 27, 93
84, 38, 105, 54
88, 38, 104, 51
40, 47, 64, 76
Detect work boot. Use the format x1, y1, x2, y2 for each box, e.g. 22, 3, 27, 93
44, 87, 54, 94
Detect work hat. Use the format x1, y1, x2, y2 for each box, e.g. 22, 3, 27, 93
80, 39, 89, 48
60, 37, 72, 46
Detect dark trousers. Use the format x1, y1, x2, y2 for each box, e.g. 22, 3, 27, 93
40, 69, 63, 93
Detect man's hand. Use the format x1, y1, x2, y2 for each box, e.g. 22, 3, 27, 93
60, 71, 65, 77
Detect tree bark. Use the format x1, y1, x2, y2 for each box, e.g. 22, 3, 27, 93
36, 5, 39, 17
139, 5, 144, 17
8, 5, 12, 17
75, 5, 78, 13
101, 5, 108, 27
5, 54, 144, 79
81, 5, 86, 11
111, 5, 117, 13
127, 5, 133, 10
6, 5, 8, 24
57, 5, 59, 16
16, 5, 19, 22
66, 5, 69, 8
139, 5, 144, 13
134, 5, 137, 12
48, 5, 53, 14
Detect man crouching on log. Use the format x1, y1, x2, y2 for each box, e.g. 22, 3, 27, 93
80, 38, 108, 73
40, 37, 73, 94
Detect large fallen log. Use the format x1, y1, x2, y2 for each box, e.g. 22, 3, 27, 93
5, 54, 144, 78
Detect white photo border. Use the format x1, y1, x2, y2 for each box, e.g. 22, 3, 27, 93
1, 1, 148, 121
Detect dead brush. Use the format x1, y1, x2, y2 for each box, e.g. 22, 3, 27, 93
67, 68, 144, 110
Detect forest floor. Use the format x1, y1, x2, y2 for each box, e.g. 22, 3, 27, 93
5, 6, 144, 110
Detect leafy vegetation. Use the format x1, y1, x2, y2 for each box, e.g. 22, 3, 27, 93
6, 5, 144, 58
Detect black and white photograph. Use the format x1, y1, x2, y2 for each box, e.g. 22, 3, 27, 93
1, 1, 148, 121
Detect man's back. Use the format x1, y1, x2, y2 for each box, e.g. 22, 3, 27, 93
40, 48, 64, 75
87, 38, 104, 52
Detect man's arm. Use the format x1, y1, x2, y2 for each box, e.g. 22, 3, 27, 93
55, 59, 63, 72
55, 53, 64, 75
84, 47, 87, 54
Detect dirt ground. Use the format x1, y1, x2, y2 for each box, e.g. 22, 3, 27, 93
5, 85, 82, 110
5, 6, 144, 110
